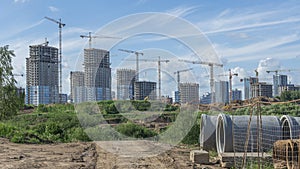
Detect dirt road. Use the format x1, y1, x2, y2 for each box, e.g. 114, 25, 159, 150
0, 138, 220, 169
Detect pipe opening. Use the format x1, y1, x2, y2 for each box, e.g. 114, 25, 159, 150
217, 117, 225, 153
282, 118, 291, 140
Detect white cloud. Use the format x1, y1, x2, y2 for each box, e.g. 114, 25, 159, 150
256, 58, 281, 83
49, 6, 59, 12
166, 5, 199, 18
14, 0, 29, 3
216, 34, 300, 63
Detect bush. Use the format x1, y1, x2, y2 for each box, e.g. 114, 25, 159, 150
115, 122, 157, 138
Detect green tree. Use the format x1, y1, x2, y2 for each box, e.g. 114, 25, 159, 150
0, 45, 19, 120
280, 90, 300, 101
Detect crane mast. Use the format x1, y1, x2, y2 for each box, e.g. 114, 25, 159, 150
174, 68, 193, 103
80, 32, 121, 49
124, 57, 169, 100
179, 59, 223, 103
45, 16, 66, 101
119, 49, 144, 81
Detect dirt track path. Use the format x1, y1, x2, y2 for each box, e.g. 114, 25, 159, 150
0, 138, 209, 169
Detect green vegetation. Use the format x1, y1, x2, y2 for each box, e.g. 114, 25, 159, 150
0, 104, 91, 143
115, 122, 157, 138
233, 102, 300, 116
1, 98, 298, 147
280, 90, 300, 101
0, 45, 22, 120
0, 101, 181, 144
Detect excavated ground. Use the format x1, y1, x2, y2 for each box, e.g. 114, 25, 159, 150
0, 138, 223, 169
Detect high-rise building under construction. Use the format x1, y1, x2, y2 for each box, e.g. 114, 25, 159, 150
25, 43, 59, 105
116, 69, 136, 100
84, 48, 111, 101
179, 82, 199, 104
70, 71, 85, 103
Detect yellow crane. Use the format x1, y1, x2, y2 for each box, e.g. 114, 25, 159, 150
126, 56, 169, 99
119, 49, 144, 81
44, 16, 66, 96
174, 68, 193, 103
179, 59, 223, 103
80, 32, 121, 49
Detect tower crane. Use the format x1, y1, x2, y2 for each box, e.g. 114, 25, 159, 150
13, 74, 24, 77
179, 59, 223, 103
266, 69, 300, 96
125, 56, 169, 99
216, 69, 238, 103
119, 49, 144, 81
38, 38, 49, 46
44, 16, 66, 97
174, 68, 193, 103
80, 32, 121, 49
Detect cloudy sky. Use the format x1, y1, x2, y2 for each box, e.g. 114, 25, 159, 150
1, 0, 300, 97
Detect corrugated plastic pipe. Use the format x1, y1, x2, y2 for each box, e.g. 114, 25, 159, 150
216, 113, 281, 154
199, 114, 218, 151
280, 115, 300, 140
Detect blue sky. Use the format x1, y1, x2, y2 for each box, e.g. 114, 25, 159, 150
1, 0, 300, 97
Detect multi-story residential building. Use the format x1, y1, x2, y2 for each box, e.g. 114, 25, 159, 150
244, 77, 258, 100
179, 82, 199, 104
214, 81, 229, 104
134, 81, 156, 100
116, 69, 136, 100
251, 82, 273, 98
70, 71, 85, 103
84, 49, 111, 101
25, 43, 59, 105
232, 88, 242, 101
273, 74, 288, 96
278, 84, 300, 95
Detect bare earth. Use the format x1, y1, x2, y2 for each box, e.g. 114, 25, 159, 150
0, 138, 223, 169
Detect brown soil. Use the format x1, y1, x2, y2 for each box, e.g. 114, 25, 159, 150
0, 138, 223, 169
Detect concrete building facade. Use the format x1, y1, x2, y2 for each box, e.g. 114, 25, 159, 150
251, 82, 273, 98
273, 74, 288, 96
214, 81, 229, 104
134, 81, 156, 100
244, 77, 258, 100
25, 44, 59, 105
70, 71, 85, 103
84, 49, 111, 101
116, 69, 136, 100
179, 82, 199, 104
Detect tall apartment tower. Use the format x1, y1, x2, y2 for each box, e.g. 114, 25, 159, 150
134, 81, 156, 100
25, 44, 59, 105
179, 82, 199, 104
70, 71, 85, 103
84, 49, 111, 101
244, 77, 258, 100
116, 69, 136, 100
214, 81, 229, 104
273, 74, 288, 96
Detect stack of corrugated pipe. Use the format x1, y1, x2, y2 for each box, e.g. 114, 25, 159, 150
274, 115, 300, 169
200, 114, 300, 168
